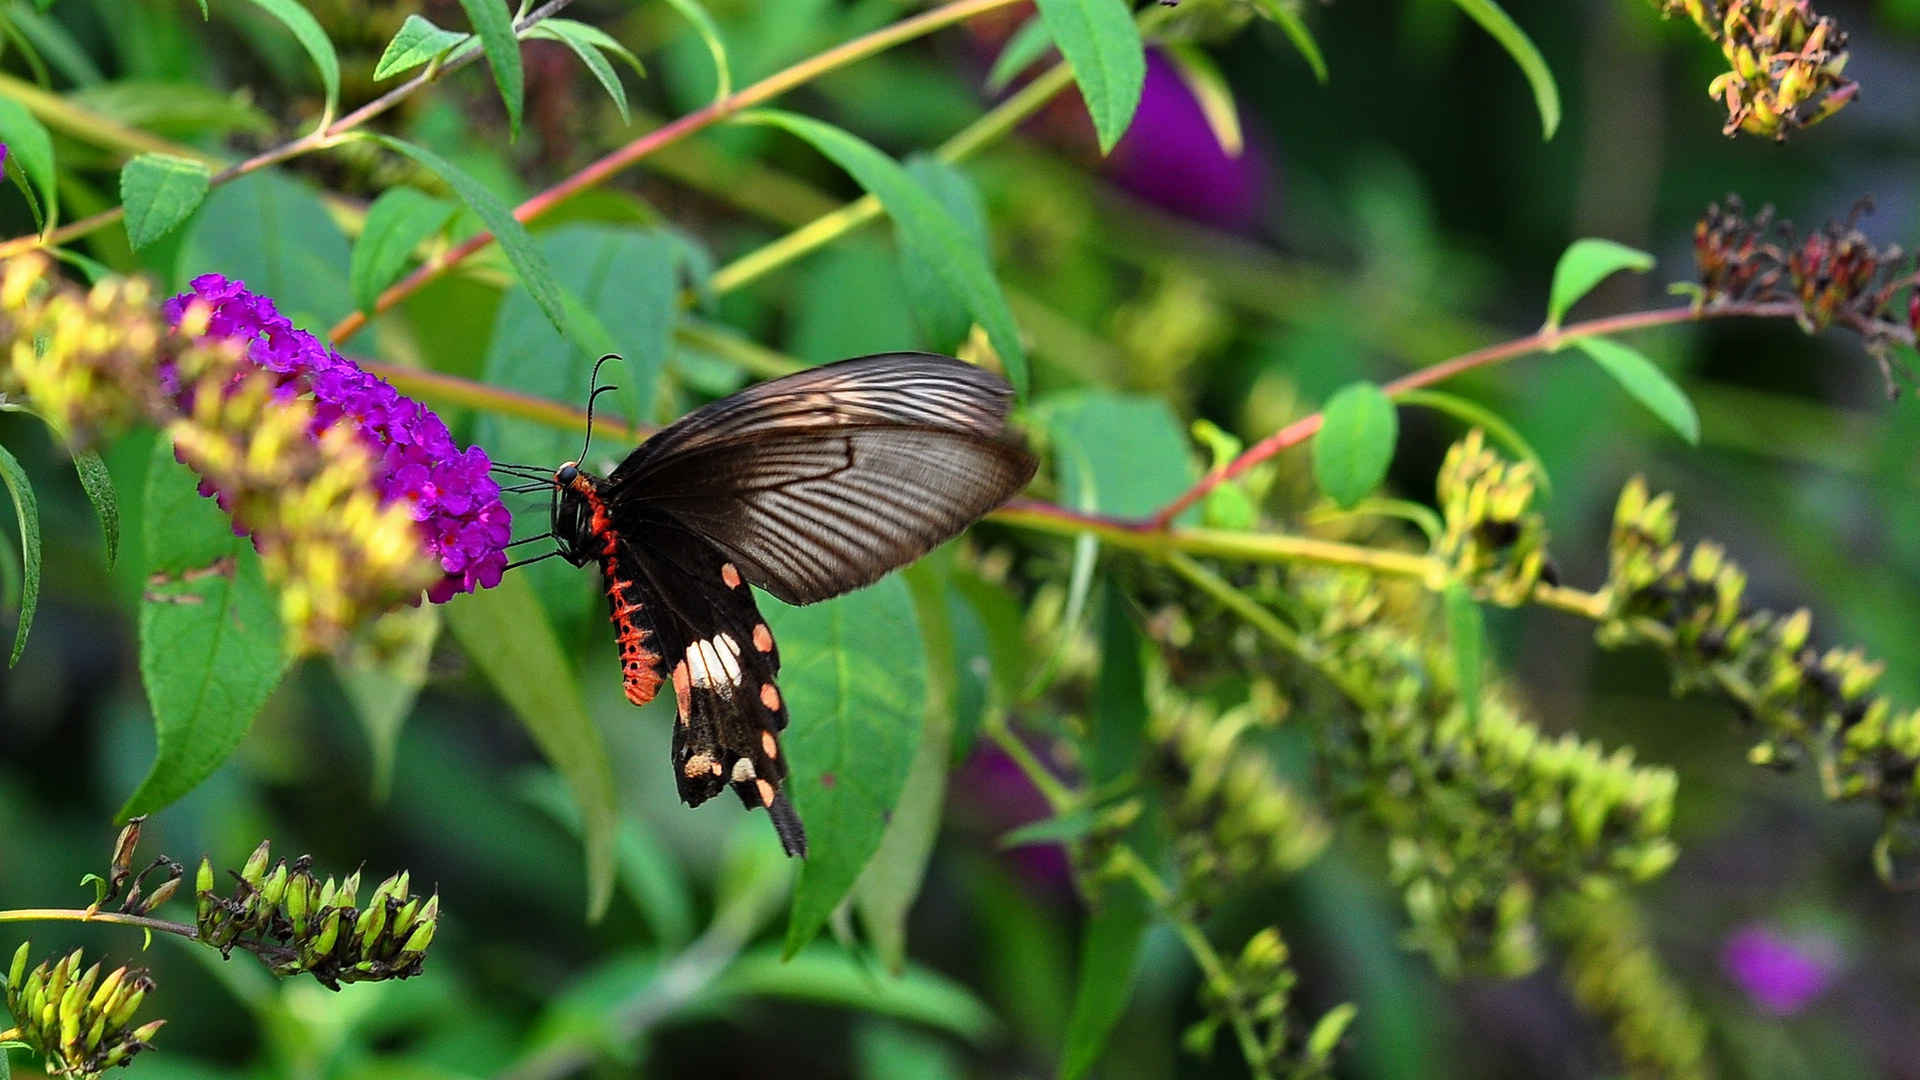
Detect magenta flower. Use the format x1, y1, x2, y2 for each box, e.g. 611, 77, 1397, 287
1106, 51, 1269, 232
164, 275, 511, 603
1721, 924, 1839, 1016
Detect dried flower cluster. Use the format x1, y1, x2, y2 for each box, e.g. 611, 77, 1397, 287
1652, 0, 1856, 140
1603, 476, 1920, 862
1693, 196, 1920, 374
194, 841, 439, 991
3, 944, 165, 1080
1437, 429, 1551, 606
0, 254, 513, 651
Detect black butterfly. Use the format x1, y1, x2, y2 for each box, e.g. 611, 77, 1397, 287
500, 353, 1036, 857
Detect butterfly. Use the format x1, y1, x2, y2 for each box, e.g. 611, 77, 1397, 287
499, 353, 1037, 857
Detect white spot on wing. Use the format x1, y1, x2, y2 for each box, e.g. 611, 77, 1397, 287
731, 757, 756, 782
686, 634, 744, 695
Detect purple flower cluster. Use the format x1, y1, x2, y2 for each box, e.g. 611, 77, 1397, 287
164, 275, 511, 602
1721, 924, 1839, 1016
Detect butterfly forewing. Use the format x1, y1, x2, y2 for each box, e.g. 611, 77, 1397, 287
606, 354, 1038, 605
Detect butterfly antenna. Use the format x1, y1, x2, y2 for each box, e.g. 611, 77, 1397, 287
578, 353, 623, 464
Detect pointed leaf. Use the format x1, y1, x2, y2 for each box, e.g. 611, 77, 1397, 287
444, 571, 618, 920
71, 449, 119, 569
349, 187, 456, 314
0, 444, 40, 666
119, 153, 212, 251
1033, 0, 1145, 154
660, 0, 732, 101
243, 0, 340, 120
1091, 582, 1145, 784
1575, 337, 1700, 444
1248, 0, 1328, 83
1546, 238, 1655, 330
1061, 897, 1152, 1079
373, 14, 468, 80
0, 94, 57, 226
986, 14, 1055, 92
705, 947, 997, 1043
899, 155, 989, 352
1446, 0, 1558, 138
736, 110, 1027, 396
123, 440, 287, 818
773, 576, 927, 957
456, 0, 523, 139
1314, 382, 1399, 507
853, 563, 956, 974
525, 21, 639, 124
370, 135, 573, 342
998, 810, 1096, 849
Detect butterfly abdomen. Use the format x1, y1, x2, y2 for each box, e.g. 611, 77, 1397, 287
566, 471, 666, 707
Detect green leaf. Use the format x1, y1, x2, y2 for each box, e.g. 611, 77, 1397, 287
349, 187, 456, 314
456, 0, 523, 139
178, 169, 351, 324
998, 809, 1095, 849
526, 20, 643, 125
773, 576, 927, 958
123, 440, 287, 818
119, 153, 212, 251
8, 6, 104, 85
243, 0, 340, 121
703, 947, 997, 1044
1046, 390, 1199, 519
1445, 0, 1559, 138
854, 562, 956, 974
332, 604, 439, 800
1545, 238, 1656, 330
1061, 878, 1151, 1080
1248, 0, 1329, 83
660, 0, 731, 101
1033, 0, 1145, 154
519, 772, 696, 947
0, 444, 41, 666
735, 109, 1028, 397
899, 155, 989, 353
373, 14, 468, 80
1314, 382, 1399, 507
0, 94, 57, 227
985, 14, 1054, 92
1444, 583, 1483, 723
71, 450, 119, 570
443, 571, 618, 921
1091, 583, 1145, 783
1162, 45, 1242, 156
370, 135, 572, 341
1575, 337, 1700, 444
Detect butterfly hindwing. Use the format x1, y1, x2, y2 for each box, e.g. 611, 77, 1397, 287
619, 519, 806, 856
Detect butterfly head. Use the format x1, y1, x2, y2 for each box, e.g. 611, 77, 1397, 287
549, 460, 608, 568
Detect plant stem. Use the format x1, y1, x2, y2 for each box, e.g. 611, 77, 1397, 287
0, 0, 581, 260
1111, 846, 1275, 1080
982, 715, 1075, 812
1147, 299, 1805, 527
0, 909, 197, 939
329, 0, 1028, 345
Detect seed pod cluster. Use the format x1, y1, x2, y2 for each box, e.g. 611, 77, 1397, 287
1436, 429, 1550, 606
195, 842, 440, 991
2, 943, 164, 1079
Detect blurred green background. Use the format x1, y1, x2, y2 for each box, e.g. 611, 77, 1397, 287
4, 0, 1920, 1076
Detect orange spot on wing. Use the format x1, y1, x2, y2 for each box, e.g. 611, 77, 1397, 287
721, 562, 743, 589
752, 623, 774, 653
761, 731, 778, 758
760, 684, 781, 711
671, 661, 692, 724
755, 778, 776, 807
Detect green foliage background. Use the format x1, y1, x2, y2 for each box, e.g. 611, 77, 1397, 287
2, 0, 1919, 1077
